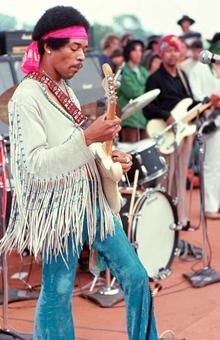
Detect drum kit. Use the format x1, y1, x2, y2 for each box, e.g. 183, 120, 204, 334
117, 139, 178, 280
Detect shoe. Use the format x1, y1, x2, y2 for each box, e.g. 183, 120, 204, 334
205, 212, 220, 220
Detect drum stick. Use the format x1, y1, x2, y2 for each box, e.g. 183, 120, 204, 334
127, 169, 139, 242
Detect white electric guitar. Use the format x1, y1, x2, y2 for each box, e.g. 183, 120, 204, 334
147, 98, 212, 154
90, 64, 123, 214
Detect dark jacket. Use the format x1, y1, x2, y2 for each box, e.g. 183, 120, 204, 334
143, 63, 194, 121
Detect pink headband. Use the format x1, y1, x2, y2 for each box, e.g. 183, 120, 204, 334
21, 26, 88, 74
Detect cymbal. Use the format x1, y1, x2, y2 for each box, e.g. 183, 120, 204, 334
121, 89, 160, 121
0, 86, 17, 124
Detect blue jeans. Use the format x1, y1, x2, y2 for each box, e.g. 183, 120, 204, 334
34, 208, 158, 340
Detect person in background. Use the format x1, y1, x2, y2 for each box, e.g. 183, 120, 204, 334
208, 33, 220, 80
179, 39, 190, 62
200, 34, 220, 219
121, 33, 134, 47
181, 40, 202, 75
117, 39, 148, 142
144, 34, 195, 229
99, 34, 121, 68
204, 93, 220, 219
143, 51, 161, 74
111, 48, 124, 72
182, 40, 220, 101
177, 15, 202, 47
146, 35, 161, 53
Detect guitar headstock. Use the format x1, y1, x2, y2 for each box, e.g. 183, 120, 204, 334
102, 63, 117, 104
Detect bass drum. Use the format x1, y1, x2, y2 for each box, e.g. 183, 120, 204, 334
120, 188, 178, 279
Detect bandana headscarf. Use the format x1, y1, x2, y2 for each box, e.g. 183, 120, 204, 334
157, 34, 182, 57
21, 26, 88, 74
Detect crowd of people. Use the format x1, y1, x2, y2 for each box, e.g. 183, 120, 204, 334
98, 14, 220, 222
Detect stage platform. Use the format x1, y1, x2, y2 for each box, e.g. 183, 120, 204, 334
1, 189, 220, 340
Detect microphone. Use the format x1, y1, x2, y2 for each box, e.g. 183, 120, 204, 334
199, 50, 220, 64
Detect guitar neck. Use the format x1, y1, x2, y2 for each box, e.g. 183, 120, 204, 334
104, 101, 117, 156
183, 102, 212, 124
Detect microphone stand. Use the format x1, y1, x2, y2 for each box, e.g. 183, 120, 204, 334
183, 126, 220, 287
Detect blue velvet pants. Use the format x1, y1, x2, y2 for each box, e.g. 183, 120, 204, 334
34, 210, 158, 340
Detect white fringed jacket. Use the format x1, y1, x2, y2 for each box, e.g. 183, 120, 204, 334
0, 78, 114, 261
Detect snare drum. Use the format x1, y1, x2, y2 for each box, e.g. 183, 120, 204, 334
120, 188, 178, 279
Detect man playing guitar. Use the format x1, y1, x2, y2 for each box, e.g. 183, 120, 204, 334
0, 6, 158, 340
144, 35, 195, 229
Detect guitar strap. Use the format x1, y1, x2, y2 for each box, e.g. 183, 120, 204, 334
177, 68, 192, 97
27, 71, 88, 127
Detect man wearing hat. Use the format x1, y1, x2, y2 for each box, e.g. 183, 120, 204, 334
177, 15, 201, 47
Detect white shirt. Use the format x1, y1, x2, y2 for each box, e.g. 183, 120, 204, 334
181, 59, 220, 101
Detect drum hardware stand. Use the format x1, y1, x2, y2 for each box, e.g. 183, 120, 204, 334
81, 268, 124, 307
157, 268, 172, 280
183, 127, 220, 287
127, 170, 139, 242
150, 268, 172, 282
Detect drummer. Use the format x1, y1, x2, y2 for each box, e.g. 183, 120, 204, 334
117, 40, 149, 143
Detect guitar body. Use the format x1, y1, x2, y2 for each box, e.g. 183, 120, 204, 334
90, 63, 123, 214
90, 143, 122, 214
147, 98, 198, 154
147, 119, 174, 154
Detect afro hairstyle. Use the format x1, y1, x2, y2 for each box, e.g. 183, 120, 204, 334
32, 6, 90, 57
